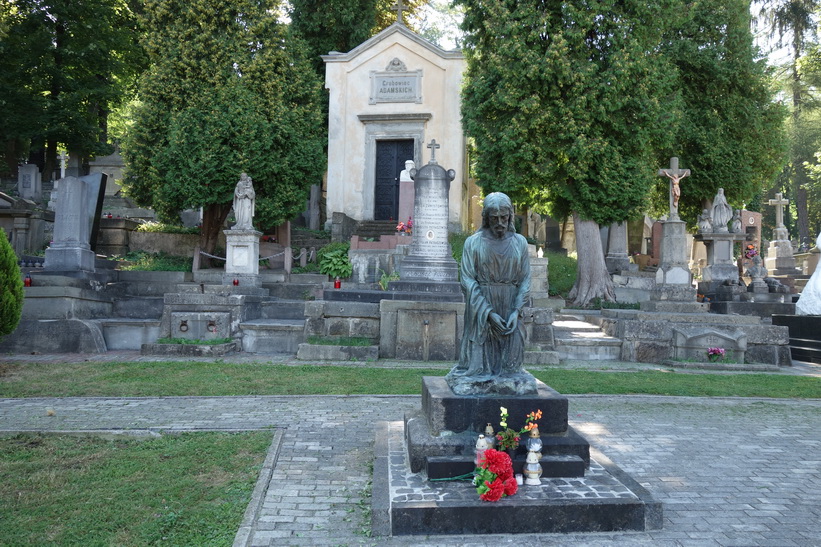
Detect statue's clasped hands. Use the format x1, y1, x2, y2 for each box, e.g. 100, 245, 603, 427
489, 312, 518, 336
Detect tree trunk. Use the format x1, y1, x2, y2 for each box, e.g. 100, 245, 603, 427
791, 30, 810, 246
199, 202, 232, 268
567, 212, 615, 307
3, 140, 19, 178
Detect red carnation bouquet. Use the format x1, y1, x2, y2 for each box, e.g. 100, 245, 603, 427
473, 448, 518, 501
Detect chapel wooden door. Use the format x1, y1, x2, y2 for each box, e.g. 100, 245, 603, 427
374, 139, 414, 221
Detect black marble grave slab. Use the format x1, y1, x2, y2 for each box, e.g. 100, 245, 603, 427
372, 421, 662, 536
404, 410, 590, 474
422, 376, 568, 435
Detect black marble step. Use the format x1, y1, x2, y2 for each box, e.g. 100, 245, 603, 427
426, 454, 586, 480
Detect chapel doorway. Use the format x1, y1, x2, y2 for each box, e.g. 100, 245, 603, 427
374, 139, 414, 220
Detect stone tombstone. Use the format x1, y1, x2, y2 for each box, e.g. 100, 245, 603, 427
650, 220, 663, 259
740, 210, 762, 270
765, 192, 798, 277
398, 140, 459, 282
83, 173, 108, 252
672, 326, 747, 364
605, 220, 630, 274
44, 176, 96, 271
17, 164, 42, 201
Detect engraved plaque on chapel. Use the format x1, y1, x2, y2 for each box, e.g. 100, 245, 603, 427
369, 57, 422, 104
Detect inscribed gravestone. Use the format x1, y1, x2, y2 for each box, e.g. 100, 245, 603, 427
44, 176, 95, 271
17, 164, 41, 201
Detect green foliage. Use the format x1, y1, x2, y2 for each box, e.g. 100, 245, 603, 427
378, 269, 400, 290
117, 251, 192, 272
546, 251, 577, 298
0, 432, 269, 546
652, 0, 788, 224
459, 0, 679, 225
449, 231, 470, 266
291, 262, 320, 274
317, 242, 352, 279
135, 221, 199, 234
122, 0, 325, 235
0, 229, 24, 337
0, 0, 145, 174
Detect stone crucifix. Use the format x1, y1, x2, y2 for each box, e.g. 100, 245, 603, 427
427, 139, 441, 164
392, 0, 407, 25
768, 192, 789, 229
657, 157, 690, 221
768, 192, 790, 241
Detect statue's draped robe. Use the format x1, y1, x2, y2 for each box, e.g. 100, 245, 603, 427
449, 230, 531, 379
796, 232, 821, 315
233, 183, 255, 230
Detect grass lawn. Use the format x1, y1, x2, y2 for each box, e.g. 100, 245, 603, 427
0, 361, 819, 399
0, 432, 271, 546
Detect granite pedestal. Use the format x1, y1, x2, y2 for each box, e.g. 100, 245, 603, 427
372, 376, 662, 536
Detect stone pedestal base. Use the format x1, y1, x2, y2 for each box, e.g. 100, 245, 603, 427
423, 376, 567, 435
223, 229, 261, 287
372, 376, 663, 536
44, 246, 96, 272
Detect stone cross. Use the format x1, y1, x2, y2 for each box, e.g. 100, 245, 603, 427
392, 0, 407, 24
768, 192, 789, 229
657, 157, 690, 221
427, 139, 440, 163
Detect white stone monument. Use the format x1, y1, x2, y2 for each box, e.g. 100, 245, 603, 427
765, 192, 798, 278
223, 174, 262, 287
44, 176, 96, 272
644, 157, 704, 311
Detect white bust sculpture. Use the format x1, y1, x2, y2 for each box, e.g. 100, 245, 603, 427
399, 160, 415, 183
232, 173, 255, 230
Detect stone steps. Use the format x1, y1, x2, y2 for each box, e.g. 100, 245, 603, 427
239, 319, 304, 354
553, 313, 623, 361
261, 299, 307, 320
100, 318, 162, 350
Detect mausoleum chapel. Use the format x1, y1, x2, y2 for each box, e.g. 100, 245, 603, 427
323, 16, 471, 232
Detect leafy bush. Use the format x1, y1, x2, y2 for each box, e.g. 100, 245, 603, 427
0, 229, 24, 337
136, 221, 200, 234
378, 269, 400, 290
117, 251, 192, 272
449, 231, 471, 266
547, 251, 577, 297
317, 242, 352, 279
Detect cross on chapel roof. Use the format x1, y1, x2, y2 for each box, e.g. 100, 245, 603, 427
392, 0, 407, 25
